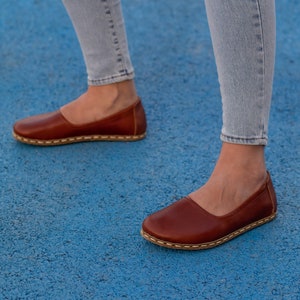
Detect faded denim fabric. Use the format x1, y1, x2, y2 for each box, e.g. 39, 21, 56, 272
63, 0, 134, 86
205, 0, 276, 145
63, 0, 276, 145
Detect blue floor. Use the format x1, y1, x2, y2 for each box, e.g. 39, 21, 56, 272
1, 0, 299, 299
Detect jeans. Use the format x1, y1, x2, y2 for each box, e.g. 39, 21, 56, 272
62, 0, 276, 146
62, 0, 134, 86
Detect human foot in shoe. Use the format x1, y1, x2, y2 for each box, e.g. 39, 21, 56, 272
13, 80, 147, 145
141, 144, 277, 250
189, 144, 268, 216
60, 80, 138, 125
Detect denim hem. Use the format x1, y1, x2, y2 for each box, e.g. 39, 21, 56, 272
220, 133, 267, 146
88, 71, 134, 86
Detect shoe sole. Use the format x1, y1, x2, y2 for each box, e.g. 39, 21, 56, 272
141, 213, 276, 250
13, 131, 146, 146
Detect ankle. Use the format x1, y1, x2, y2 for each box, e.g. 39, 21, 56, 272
60, 80, 138, 125
86, 79, 138, 108
189, 144, 267, 216
216, 143, 266, 175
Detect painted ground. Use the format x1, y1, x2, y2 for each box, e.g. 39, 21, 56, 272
0, 0, 299, 299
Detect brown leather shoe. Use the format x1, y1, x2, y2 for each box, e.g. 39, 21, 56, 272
141, 172, 277, 250
13, 98, 146, 146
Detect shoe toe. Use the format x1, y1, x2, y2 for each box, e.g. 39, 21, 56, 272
13, 111, 62, 139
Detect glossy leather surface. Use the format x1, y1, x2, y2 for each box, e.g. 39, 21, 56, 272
13, 99, 146, 145
142, 172, 277, 249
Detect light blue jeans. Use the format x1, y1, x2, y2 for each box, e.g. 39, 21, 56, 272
62, 0, 276, 146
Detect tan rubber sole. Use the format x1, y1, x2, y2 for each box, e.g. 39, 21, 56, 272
141, 213, 276, 250
13, 131, 146, 146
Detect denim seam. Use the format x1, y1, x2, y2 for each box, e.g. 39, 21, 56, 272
255, 0, 266, 141
88, 71, 134, 86
101, 0, 130, 78
220, 133, 267, 145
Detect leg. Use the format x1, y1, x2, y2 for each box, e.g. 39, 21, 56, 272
13, 0, 146, 145
141, 0, 277, 249
61, 0, 138, 124
190, 0, 276, 215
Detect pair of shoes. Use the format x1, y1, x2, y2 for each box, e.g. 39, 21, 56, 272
141, 172, 277, 250
13, 98, 147, 146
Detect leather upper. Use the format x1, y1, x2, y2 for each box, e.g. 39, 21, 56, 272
142, 172, 277, 245
13, 99, 146, 140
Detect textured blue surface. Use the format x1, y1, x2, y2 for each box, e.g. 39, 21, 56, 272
1, 0, 299, 299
